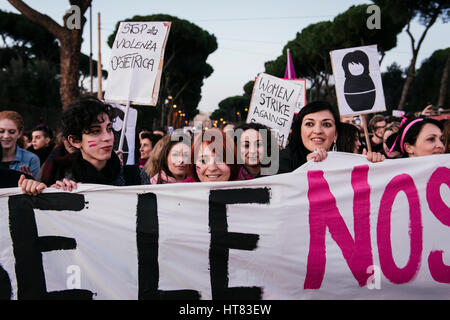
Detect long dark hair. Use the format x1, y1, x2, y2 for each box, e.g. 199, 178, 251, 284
287, 100, 341, 163
337, 122, 360, 153
389, 117, 443, 157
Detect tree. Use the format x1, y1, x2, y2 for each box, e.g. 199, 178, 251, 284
381, 62, 405, 110
210, 95, 250, 124
438, 50, 450, 107
407, 47, 450, 110
108, 14, 217, 128
7, 0, 92, 110
264, 4, 406, 104
374, 0, 449, 109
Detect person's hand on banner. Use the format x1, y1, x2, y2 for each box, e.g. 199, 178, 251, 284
50, 178, 79, 192
306, 148, 328, 162
18, 174, 46, 196
362, 149, 386, 163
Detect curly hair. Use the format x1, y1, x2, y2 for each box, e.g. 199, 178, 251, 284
61, 98, 115, 142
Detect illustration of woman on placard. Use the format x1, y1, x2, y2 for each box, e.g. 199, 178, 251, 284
342, 50, 376, 112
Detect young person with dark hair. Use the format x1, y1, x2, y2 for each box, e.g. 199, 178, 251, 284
368, 114, 386, 153
234, 122, 278, 179
388, 117, 445, 158
19, 98, 149, 194
278, 101, 384, 174
336, 122, 362, 154
138, 132, 163, 168
30, 124, 55, 165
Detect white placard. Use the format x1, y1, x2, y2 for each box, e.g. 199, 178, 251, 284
247, 73, 303, 148
104, 21, 171, 106
110, 103, 138, 165
330, 45, 386, 116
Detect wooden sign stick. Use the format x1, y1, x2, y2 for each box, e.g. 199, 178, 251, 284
361, 114, 372, 153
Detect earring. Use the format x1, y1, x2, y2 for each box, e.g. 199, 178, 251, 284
332, 140, 337, 152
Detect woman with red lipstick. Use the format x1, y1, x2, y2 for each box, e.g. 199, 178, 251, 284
278, 101, 384, 174
19, 98, 149, 194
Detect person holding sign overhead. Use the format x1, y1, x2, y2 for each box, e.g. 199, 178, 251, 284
278, 101, 385, 174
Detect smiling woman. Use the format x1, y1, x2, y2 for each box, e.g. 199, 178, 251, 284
278, 100, 384, 174
187, 128, 240, 183
0, 110, 40, 178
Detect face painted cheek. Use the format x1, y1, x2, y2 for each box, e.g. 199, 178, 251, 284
87, 140, 98, 148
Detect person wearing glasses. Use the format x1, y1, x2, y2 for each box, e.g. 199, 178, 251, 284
368, 114, 386, 153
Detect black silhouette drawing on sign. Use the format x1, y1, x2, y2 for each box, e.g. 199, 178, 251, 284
342, 50, 376, 112
111, 107, 129, 164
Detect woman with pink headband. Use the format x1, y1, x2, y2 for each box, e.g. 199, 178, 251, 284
388, 117, 445, 157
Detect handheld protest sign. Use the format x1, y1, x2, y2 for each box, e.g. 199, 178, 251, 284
104, 21, 171, 152
330, 45, 386, 116
285, 79, 307, 114
246, 73, 303, 148
104, 21, 171, 106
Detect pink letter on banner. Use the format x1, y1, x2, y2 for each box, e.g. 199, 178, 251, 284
377, 174, 423, 284
304, 166, 373, 289
426, 167, 450, 283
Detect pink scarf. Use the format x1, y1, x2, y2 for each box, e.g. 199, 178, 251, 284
150, 170, 181, 184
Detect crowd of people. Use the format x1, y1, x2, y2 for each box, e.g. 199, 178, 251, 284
0, 97, 448, 194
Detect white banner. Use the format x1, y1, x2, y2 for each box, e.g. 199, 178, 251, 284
0, 153, 449, 300
104, 21, 171, 106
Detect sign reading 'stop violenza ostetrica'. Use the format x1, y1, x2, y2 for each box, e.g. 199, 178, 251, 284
105, 21, 171, 106
247, 73, 303, 148
330, 44, 386, 116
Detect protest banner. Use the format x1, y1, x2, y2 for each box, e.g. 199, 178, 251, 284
104, 21, 171, 152
0, 153, 449, 300
330, 44, 386, 116
247, 73, 303, 148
